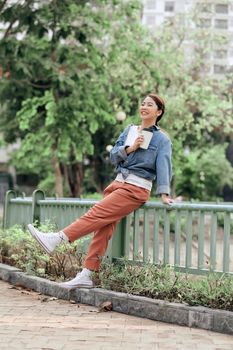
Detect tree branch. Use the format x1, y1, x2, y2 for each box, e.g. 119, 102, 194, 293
3, 20, 16, 38
26, 81, 52, 89
9, 78, 51, 89
0, 0, 8, 13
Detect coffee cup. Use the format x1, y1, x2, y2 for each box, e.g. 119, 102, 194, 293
140, 130, 153, 149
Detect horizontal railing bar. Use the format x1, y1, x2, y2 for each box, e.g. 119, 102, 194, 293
37, 199, 98, 206
10, 199, 32, 204
35, 200, 233, 212
112, 258, 233, 276
142, 202, 233, 212
9, 197, 233, 212
174, 266, 233, 277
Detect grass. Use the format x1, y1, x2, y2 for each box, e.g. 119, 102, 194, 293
0, 224, 233, 311
95, 259, 233, 311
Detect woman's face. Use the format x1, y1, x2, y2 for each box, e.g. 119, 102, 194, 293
139, 96, 161, 122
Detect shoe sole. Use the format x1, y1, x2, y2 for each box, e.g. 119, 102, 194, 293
58, 283, 94, 290
27, 224, 52, 255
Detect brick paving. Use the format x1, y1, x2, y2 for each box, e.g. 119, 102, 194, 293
0, 280, 232, 350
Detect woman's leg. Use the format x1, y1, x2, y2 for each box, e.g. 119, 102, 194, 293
83, 221, 118, 271
63, 181, 150, 272
72, 183, 118, 271
63, 181, 150, 243
58, 182, 149, 288
28, 181, 150, 288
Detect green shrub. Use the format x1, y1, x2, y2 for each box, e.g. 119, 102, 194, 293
217, 213, 233, 234
1, 226, 233, 311
175, 144, 233, 200
95, 259, 233, 311
0, 224, 89, 279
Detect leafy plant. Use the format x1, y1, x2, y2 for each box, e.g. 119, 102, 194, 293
95, 259, 233, 311
1, 1, 233, 199
0, 224, 89, 279
1, 226, 233, 311
175, 144, 233, 200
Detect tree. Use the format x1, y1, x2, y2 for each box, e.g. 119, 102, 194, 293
0, 0, 152, 196
145, 6, 233, 198
175, 144, 233, 200
0, 0, 232, 199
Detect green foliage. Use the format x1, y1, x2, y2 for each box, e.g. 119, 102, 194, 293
1, 225, 233, 311
96, 259, 233, 311
0, 0, 157, 196
0, 225, 49, 276
175, 144, 233, 200
216, 213, 233, 234
0, 224, 89, 279
81, 192, 103, 200
37, 173, 57, 196
0, 0, 233, 199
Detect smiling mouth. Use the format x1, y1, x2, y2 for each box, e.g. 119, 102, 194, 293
141, 111, 149, 115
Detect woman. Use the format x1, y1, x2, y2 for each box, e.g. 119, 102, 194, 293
28, 93, 173, 289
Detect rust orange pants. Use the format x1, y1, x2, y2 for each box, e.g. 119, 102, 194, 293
63, 181, 150, 271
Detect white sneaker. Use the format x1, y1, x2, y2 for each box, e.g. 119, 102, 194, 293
58, 268, 94, 289
28, 224, 66, 254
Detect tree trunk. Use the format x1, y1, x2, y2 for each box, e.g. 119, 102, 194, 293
92, 154, 103, 193
223, 133, 233, 201
75, 162, 84, 197
63, 164, 72, 197
65, 161, 84, 198
51, 145, 63, 197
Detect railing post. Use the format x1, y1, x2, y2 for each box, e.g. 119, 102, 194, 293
223, 213, 230, 273
107, 217, 127, 262
3, 190, 17, 229
32, 189, 45, 224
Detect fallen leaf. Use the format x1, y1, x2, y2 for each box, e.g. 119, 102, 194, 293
8, 284, 24, 291
98, 301, 113, 312
40, 297, 49, 302
9, 284, 33, 293
21, 290, 31, 295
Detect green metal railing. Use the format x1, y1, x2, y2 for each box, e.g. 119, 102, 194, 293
3, 189, 233, 276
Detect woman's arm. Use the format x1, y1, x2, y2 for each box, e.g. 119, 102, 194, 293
155, 138, 173, 204
161, 193, 174, 204
125, 134, 145, 154
110, 126, 130, 166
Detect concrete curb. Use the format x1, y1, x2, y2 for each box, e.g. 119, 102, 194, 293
0, 263, 232, 335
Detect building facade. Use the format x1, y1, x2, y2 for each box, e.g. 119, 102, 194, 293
142, 0, 233, 75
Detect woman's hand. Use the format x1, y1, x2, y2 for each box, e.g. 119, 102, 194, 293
125, 135, 144, 154
161, 193, 174, 205
132, 134, 144, 150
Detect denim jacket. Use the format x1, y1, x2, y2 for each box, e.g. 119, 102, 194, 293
110, 124, 172, 195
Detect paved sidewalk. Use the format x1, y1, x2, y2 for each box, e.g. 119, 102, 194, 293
0, 280, 232, 350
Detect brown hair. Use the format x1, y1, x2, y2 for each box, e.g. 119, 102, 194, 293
148, 93, 165, 126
